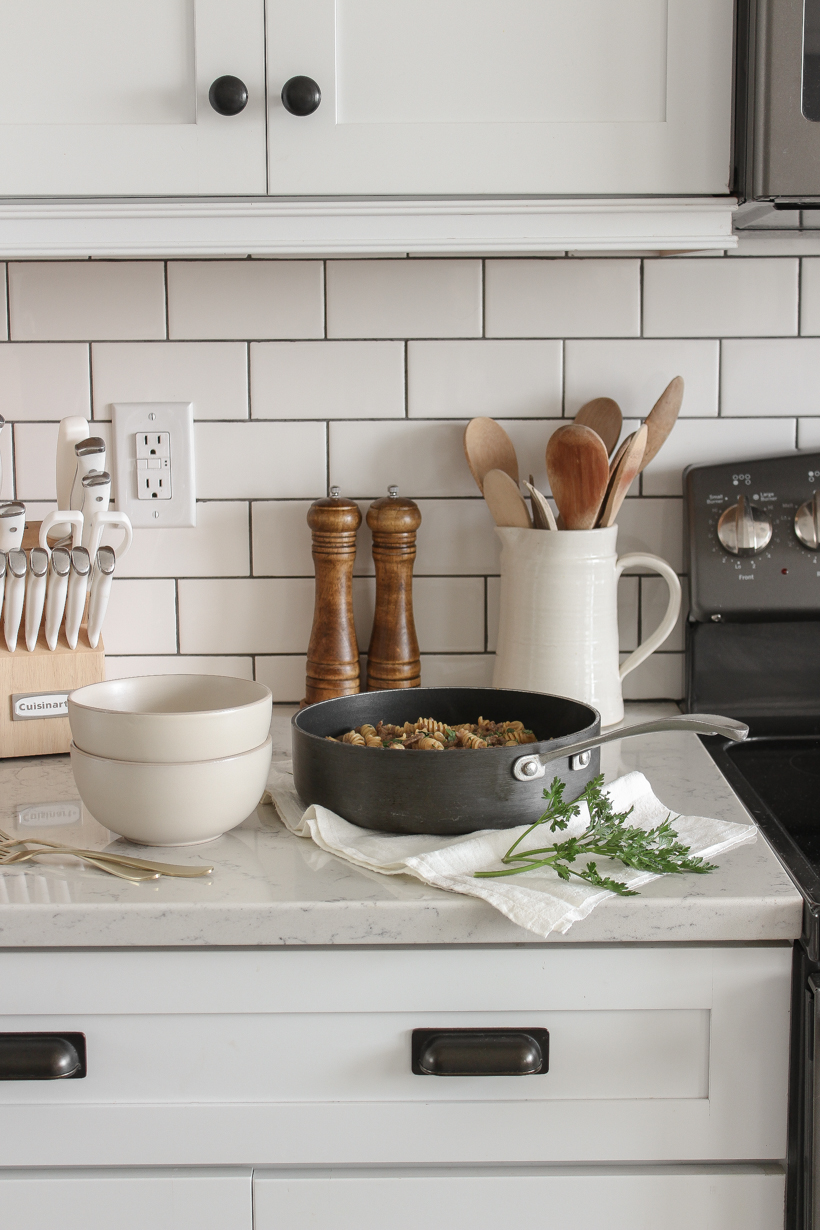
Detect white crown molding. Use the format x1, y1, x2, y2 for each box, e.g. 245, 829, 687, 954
0, 196, 737, 258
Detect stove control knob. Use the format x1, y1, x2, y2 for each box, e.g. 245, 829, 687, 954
795, 492, 820, 550
717, 495, 773, 556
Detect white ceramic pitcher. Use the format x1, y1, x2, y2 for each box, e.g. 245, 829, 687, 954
492, 526, 681, 727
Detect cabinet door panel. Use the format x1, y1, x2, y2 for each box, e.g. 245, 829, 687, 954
0, 0, 266, 194
267, 0, 733, 194
253, 1167, 785, 1230
0, 1167, 251, 1230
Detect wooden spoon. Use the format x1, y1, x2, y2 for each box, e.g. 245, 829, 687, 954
640, 376, 683, 471
574, 397, 623, 457
524, 478, 558, 531
596, 424, 648, 527
545, 424, 610, 530
482, 469, 532, 528
464, 418, 519, 493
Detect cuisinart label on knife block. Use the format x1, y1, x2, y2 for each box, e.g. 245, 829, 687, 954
11, 690, 71, 721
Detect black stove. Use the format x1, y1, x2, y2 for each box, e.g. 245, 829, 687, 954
684, 451, 820, 1230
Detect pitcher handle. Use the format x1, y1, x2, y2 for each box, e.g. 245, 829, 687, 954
615, 553, 681, 682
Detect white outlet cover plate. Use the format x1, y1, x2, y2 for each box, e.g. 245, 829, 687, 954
112, 402, 196, 528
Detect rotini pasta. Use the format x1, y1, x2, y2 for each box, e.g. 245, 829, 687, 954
325, 716, 539, 750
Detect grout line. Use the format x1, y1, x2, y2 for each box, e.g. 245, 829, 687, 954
639, 258, 644, 338
3, 262, 10, 341
245, 342, 252, 420
173, 578, 180, 654
322, 260, 328, 339
798, 255, 804, 337
403, 341, 409, 418
325, 420, 330, 496
163, 262, 170, 340
480, 259, 486, 338
248, 502, 255, 577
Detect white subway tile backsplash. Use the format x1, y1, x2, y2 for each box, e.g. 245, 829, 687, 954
643, 258, 799, 337
642, 417, 797, 496
254, 655, 308, 702
485, 259, 641, 338
251, 341, 404, 419
326, 260, 482, 339
616, 498, 684, 573
0, 343, 90, 421
106, 656, 254, 681
722, 339, 820, 416
13, 421, 58, 500
167, 261, 323, 340
421, 654, 495, 687
800, 258, 820, 335
407, 340, 562, 419
641, 575, 689, 654
92, 342, 248, 421
0, 423, 13, 499
195, 422, 326, 499
252, 501, 315, 576
353, 575, 485, 652
798, 418, 820, 450
102, 579, 177, 655
330, 420, 475, 498
9, 262, 166, 341
565, 340, 719, 418
620, 652, 685, 701
178, 578, 314, 653
115, 502, 250, 578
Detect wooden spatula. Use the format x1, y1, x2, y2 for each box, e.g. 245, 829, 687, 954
464, 418, 519, 493
545, 424, 610, 530
596, 424, 648, 527
640, 376, 683, 471
525, 478, 558, 531
483, 469, 532, 528
574, 397, 622, 457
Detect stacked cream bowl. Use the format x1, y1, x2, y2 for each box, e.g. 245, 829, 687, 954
68, 675, 273, 846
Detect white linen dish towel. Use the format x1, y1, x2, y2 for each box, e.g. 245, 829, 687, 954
267, 764, 757, 940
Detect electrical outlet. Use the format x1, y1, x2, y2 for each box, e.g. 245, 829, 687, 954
112, 403, 195, 528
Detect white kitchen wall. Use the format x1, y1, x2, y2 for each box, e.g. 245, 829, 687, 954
2, 213, 818, 702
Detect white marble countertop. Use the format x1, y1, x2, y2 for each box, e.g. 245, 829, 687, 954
0, 703, 803, 948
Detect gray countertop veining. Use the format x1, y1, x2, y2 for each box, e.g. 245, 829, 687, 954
0, 703, 803, 948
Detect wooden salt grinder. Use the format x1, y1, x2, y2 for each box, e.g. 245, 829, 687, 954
366, 487, 422, 691
304, 489, 362, 704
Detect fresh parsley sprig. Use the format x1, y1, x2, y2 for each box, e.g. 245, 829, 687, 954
474, 774, 716, 896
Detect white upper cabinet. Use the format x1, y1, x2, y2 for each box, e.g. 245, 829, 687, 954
266, 0, 735, 195
0, 0, 266, 195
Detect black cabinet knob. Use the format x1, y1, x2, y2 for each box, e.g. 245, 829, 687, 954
209, 76, 249, 116
281, 76, 321, 116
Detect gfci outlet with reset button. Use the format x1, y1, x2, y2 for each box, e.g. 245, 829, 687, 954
112, 402, 196, 528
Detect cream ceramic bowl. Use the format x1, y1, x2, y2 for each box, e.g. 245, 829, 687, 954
70, 736, 273, 846
68, 675, 272, 763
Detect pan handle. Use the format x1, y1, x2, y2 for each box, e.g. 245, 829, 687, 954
512, 714, 749, 782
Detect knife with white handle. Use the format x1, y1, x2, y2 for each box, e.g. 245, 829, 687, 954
87, 545, 115, 649
39, 508, 83, 552
85, 510, 133, 562
0, 501, 26, 552
55, 417, 90, 538
70, 437, 106, 512
24, 547, 49, 651
4, 548, 27, 652
65, 546, 91, 651
80, 471, 111, 549
45, 546, 71, 650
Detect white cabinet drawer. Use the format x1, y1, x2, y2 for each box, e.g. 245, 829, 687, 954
0, 946, 791, 1167
253, 1166, 785, 1230
0, 1167, 251, 1230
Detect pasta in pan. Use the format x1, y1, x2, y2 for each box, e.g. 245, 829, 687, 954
326, 716, 539, 751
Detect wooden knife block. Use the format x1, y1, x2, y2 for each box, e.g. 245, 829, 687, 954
0, 521, 105, 758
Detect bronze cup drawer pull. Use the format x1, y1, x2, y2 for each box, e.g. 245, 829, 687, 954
0, 1032, 86, 1080
412, 1028, 549, 1076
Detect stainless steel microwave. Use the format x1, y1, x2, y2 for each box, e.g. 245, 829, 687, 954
737, 0, 820, 203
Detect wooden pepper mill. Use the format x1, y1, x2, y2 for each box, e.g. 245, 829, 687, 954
366, 486, 422, 691
304, 488, 362, 704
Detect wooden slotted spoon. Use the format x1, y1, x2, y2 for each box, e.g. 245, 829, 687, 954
545, 424, 610, 530
464, 418, 519, 493
574, 397, 623, 457
482, 469, 532, 528
596, 424, 648, 527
